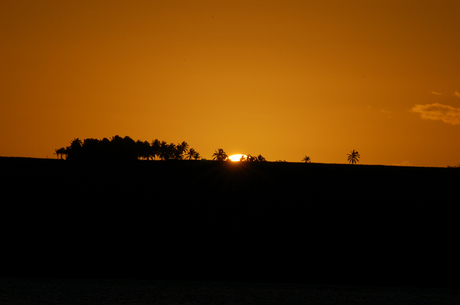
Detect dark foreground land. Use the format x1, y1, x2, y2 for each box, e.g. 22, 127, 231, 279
2, 277, 460, 305
1, 157, 460, 292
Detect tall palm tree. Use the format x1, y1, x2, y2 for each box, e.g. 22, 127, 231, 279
347, 150, 360, 164
186, 147, 201, 160
186, 148, 197, 160
175, 141, 189, 160
159, 142, 176, 160
151, 139, 161, 160
192, 151, 201, 160
212, 148, 228, 161
302, 156, 311, 163
158, 141, 169, 160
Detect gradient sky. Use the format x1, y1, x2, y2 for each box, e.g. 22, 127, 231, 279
1, 0, 460, 167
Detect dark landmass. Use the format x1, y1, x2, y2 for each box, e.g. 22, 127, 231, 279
1, 157, 459, 288
2, 277, 460, 305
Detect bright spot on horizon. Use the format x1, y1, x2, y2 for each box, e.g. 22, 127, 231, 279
228, 154, 247, 162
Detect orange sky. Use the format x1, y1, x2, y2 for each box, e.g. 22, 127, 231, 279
1, 0, 460, 167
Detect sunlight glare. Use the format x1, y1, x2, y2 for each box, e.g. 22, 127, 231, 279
228, 154, 246, 162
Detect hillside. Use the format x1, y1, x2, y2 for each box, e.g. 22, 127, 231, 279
1, 157, 459, 287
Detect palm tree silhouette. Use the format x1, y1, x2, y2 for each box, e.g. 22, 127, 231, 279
245, 154, 255, 162
151, 139, 161, 160
212, 148, 228, 161
186, 148, 197, 160
54, 147, 66, 159
302, 156, 311, 163
175, 141, 189, 160
257, 155, 266, 162
164, 144, 176, 160
192, 150, 201, 160
136, 140, 151, 160
158, 141, 170, 160
347, 150, 360, 164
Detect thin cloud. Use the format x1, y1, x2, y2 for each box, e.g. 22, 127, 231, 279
455, 91, 460, 98
430, 91, 442, 95
411, 103, 460, 125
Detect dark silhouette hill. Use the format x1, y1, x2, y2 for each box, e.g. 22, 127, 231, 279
1, 157, 459, 288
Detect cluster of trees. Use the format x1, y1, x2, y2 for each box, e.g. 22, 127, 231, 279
55, 136, 361, 164
211, 149, 267, 162
239, 154, 267, 162
55, 136, 201, 162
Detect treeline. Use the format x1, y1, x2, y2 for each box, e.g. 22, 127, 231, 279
55, 135, 201, 162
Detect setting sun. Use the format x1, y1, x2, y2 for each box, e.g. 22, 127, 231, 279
228, 154, 247, 162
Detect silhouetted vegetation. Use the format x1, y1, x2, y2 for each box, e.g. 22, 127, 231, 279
56, 136, 201, 162
302, 156, 311, 163
185, 148, 201, 160
347, 149, 360, 164
212, 148, 228, 161
239, 154, 267, 162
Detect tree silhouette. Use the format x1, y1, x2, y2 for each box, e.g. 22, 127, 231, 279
212, 148, 228, 161
347, 150, 360, 164
175, 141, 189, 160
54, 147, 66, 159
302, 156, 311, 163
186, 148, 200, 160
82, 138, 103, 161
70, 138, 82, 149
239, 154, 266, 162
100, 137, 111, 160
65, 138, 83, 161
57, 136, 200, 162
166, 143, 177, 160
158, 141, 169, 160
136, 140, 151, 160
110, 135, 138, 161
186, 148, 195, 160
257, 155, 266, 162
151, 139, 161, 160
246, 154, 257, 162
192, 150, 201, 160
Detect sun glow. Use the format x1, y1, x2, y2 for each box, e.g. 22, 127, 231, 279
228, 154, 247, 162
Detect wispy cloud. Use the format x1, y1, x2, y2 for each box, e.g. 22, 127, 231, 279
455, 91, 460, 98
430, 91, 442, 95
411, 103, 460, 125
